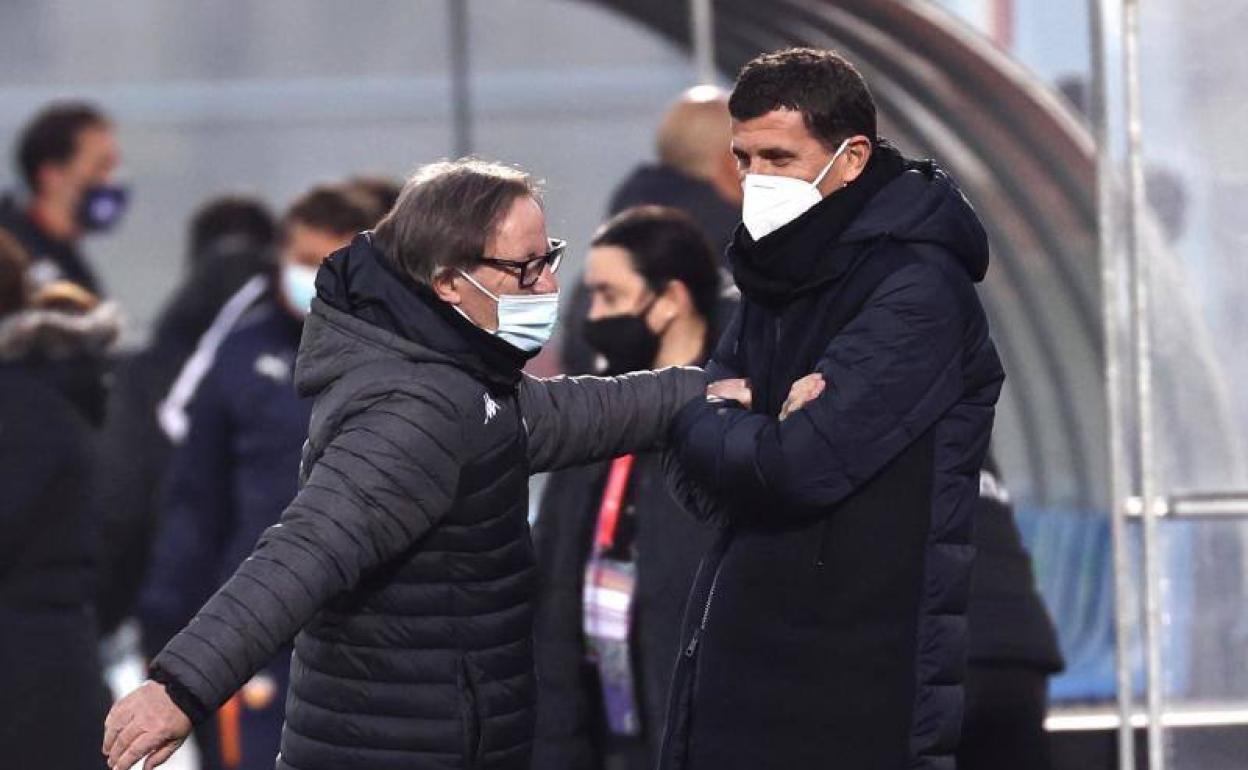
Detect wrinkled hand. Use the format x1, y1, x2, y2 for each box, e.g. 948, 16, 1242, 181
103, 680, 191, 770
707, 378, 752, 409
780, 373, 826, 421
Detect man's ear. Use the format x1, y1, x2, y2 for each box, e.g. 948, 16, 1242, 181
431, 268, 461, 305
656, 279, 693, 325
35, 163, 64, 199
713, 151, 744, 206
841, 136, 874, 185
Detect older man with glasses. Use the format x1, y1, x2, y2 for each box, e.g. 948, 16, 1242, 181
102, 159, 707, 770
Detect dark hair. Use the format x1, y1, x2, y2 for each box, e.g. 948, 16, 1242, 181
16, 101, 111, 193
284, 184, 376, 237
729, 48, 876, 150
373, 159, 539, 284
347, 175, 403, 223
0, 230, 30, 317
591, 205, 722, 324
188, 195, 277, 264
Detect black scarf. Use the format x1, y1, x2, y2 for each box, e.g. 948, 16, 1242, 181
729, 139, 908, 307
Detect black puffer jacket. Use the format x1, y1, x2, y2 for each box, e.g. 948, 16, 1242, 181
149, 234, 705, 770
968, 465, 1063, 671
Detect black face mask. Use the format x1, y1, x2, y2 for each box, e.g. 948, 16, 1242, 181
582, 301, 660, 376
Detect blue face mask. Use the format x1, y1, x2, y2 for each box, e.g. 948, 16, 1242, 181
76, 183, 130, 233
456, 269, 560, 353
280, 263, 319, 318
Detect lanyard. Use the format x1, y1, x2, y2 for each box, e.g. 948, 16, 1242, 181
593, 455, 635, 552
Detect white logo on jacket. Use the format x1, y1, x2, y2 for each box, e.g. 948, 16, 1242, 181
254, 353, 292, 384
483, 393, 501, 424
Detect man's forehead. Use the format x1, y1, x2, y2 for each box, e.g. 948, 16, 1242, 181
731, 108, 810, 144
77, 126, 118, 155
487, 196, 547, 253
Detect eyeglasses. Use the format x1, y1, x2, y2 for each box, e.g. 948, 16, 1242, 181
478, 238, 566, 289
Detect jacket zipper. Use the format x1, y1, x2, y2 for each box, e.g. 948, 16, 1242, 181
684, 560, 724, 658
459, 657, 483, 767
814, 518, 832, 567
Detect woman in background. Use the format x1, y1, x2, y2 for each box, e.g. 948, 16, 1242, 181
532, 206, 728, 770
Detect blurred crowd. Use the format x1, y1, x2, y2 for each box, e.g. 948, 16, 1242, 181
1, 88, 1059, 770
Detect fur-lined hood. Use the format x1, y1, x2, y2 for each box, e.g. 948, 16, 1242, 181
0, 302, 122, 362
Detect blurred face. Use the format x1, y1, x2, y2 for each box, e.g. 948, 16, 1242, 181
435, 195, 556, 332
41, 125, 121, 213
277, 222, 352, 318
282, 222, 352, 268
731, 109, 870, 197
584, 245, 660, 327
582, 243, 702, 372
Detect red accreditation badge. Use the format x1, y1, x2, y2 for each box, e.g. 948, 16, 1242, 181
582, 455, 641, 736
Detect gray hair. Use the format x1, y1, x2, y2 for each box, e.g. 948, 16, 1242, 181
372, 158, 541, 284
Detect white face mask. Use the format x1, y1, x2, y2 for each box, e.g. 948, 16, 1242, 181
741, 138, 852, 241
456, 269, 560, 353
280, 262, 319, 318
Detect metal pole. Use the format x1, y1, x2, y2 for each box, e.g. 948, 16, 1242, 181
1122, 0, 1167, 767
690, 0, 716, 84
448, 0, 473, 157
1089, 0, 1138, 762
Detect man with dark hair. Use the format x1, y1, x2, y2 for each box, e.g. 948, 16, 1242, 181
103, 159, 706, 770
283, 184, 377, 241
660, 47, 1004, 769
346, 174, 403, 220
0, 101, 124, 295
188, 195, 278, 270
147, 184, 372, 446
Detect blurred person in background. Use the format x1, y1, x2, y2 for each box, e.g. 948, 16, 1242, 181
95, 194, 279, 638
103, 159, 706, 770
959, 458, 1063, 770
532, 207, 723, 770
610, 86, 742, 253
347, 174, 403, 219
134, 185, 374, 770
561, 86, 741, 376
0, 100, 126, 295
0, 230, 119, 770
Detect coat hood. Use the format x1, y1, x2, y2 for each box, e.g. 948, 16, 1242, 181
294, 233, 530, 399
842, 161, 989, 282
0, 301, 121, 362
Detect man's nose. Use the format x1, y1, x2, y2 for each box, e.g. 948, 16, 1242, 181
532, 265, 559, 295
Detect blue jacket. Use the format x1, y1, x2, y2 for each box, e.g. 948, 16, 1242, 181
139, 294, 308, 769
661, 150, 1004, 770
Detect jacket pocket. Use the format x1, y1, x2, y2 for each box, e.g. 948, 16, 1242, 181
457, 655, 484, 768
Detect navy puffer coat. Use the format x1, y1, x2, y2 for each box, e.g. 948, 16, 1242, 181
661, 147, 1004, 770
